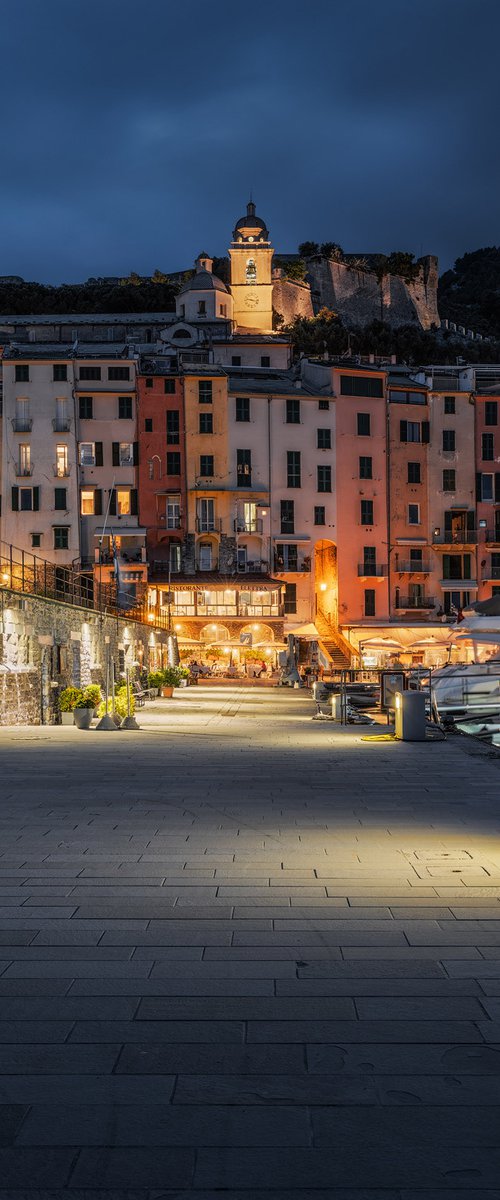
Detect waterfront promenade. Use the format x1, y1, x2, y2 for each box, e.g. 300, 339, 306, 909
0, 686, 499, 1197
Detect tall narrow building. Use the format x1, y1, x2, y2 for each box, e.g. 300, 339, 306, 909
229, 201, 274, 332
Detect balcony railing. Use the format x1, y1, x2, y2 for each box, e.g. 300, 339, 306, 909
482, 564, 500, 580
274, 555, 311, 573
15, 464, 33, 477
485, 529, 500, 545
53, 465, 70, 477
395, 596, 436, 609
195, 517, 222, 533
52, 418, 71, 432
234, 518, 263, 534
357, 563, 387, 577
432, 530, 477, 545
396, 560, 432, 573
11, 418, 32, 432
237, 561, 270, 574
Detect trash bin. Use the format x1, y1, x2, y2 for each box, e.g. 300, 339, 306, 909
394, 691, 426, 741
331, 693, 342, 721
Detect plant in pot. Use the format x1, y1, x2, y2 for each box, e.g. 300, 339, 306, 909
58, 686, 83, 726
147, 670, 165, 697
73, 690, 96, 730
161, 665, 182, 697
82, 684, 102, 713
178, 666, 190, 687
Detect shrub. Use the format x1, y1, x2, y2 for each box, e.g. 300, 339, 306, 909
147, 670, 165, 690
59, 687, 83, 713
162, 666, 183, 687
83, 684, 102, 709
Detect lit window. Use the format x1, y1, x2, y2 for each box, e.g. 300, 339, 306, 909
55, 444, 68, 477
81, 489, 95, 516
116, 489, 131, 516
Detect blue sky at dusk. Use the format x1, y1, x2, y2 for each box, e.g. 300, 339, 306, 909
1, 0, 498, 283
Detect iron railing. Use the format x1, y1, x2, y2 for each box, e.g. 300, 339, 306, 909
395, 595, 436, 609
357, 563, 388, 577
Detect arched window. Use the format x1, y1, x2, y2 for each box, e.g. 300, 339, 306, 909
246, 258, 257, 283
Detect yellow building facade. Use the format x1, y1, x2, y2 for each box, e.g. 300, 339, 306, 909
229, 201, 274, 333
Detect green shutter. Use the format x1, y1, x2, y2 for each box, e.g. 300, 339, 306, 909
130, 489, 138, 516
11, 487, 19, 511
33, 487, 40, 511
94, 489, 103, 516
109, 489, 116, 516
95, 442, 103, 467
133, 442, 139, 466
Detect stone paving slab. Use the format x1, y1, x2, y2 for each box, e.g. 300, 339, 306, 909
0, 685, 499, 1196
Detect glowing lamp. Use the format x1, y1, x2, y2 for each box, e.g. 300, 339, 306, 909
320, 582, 327, 592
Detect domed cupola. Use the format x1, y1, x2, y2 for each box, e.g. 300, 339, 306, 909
232, 201, 269, 244
176, 253, 233, 323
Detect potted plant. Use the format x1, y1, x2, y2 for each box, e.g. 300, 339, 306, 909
178, 666, 190, 688
82, 684, 102, 713
147, 670, 165, 697
58, 686, 82, 726
73, 690, 96, 730
161, 666, 182, 697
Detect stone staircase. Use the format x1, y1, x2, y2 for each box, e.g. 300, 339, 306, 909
315, 609, 353, 671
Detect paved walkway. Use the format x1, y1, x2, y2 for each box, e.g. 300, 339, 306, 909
0, 686, 499, 1197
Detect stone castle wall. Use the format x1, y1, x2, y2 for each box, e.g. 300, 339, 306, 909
0, 588, 158, 726
272, 255, 439, 331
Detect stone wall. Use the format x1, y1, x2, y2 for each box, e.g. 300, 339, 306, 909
273, 255, 439, 331
0, 588, 161, 726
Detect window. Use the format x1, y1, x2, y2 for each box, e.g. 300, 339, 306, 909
199, 454, 214, 477
408, 503, 420, 525
400, 420, 429, 443
482, 433, 494, 461
55, 445, 68, 477
18, 444, 31, 475
145, 418, 153, 432
363, 547, 377, 575
236, 449, 251, 486
118, 442, 134, 466
388, 389, 427, 405
118, 396, 132, 419
319, 399, 330, 410
167, 496, 181, 530
116, 489, 131, 516
80, 442, 95, 466
164, 379, 175, 394
80, 489, 94, 515
314, 505, 326, 525
198, 543, 212, 571
198, 300, 206, 315
197, 498, 215, 532
364, 589, 376, 616
145, 378, 153, 389
443, 553, 471, 581
199, 380, 212, 403
231, 356, 241, 366
220, 304, 227, 318
54, 527, 69, 550
409, 548, 423, 568
284, 583, 297, 613
109, 366, 130, 381
287, 451, 301, 488
79, 395, 93, 420
340, 375, 383, 397
14, 398, 31, 431
261, 356, 270, 368
443, 469, 456, 491
166, 410, 180, 443
11, 486, 39, 512
357, 413, 371, 436
199, 411, 213, 434
276, 544, 298, 571
53, 364, 67, 381
317, 465, 332, 492
169, 543, 181, 572
407, 461, 421, 484
360, 499, 373, 524
15, 364, 29, 382
286, 398, 301, 424
236, 397, 250, 422
246, 258, 256, 282
280, 499, 295, 534
31, 533, 41, 548
166, 452, 181, 475
480, 473, 494, 501
443, 430, 456, 452
79, 366, 101, 380
20, 487, 33, 511
317, 428, 331, 449
359, 455, 372, 479
444, 396, 456, 414
485, 401, 498, 426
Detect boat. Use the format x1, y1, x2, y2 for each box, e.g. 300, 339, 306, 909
432, 662, 500, 719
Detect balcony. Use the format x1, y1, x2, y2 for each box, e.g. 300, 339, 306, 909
274, 553, 311, 573
195, 517, 222, 533
357, 563, 388, 577
481, 562, 500, 580
15, 464, 33, 477
485, 529, 500, 545
432, 529, 477, 545
440, 578, 477, 588
234, 518, 263, 534
53, 464, 70, 477
11, 418, 32, 433
52, 418, 71, 432
395, 596, 436, 609
237, 561, 270, 574
396, 560, 432, 573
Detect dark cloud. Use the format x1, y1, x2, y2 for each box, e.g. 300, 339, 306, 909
0, 0, 498, 282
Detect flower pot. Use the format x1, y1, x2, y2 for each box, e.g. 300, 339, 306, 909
179, 678, 188, 687
161, 686, 174, 698
73, 707, 93, 730
60, 712, 74, 726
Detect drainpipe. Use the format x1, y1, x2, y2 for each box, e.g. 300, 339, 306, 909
267, 396, 272, 573
386, 391, 392, 619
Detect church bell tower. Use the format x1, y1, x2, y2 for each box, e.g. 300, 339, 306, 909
229, 200, 274, 332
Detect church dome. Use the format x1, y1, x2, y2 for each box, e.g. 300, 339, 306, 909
178, 269, 229, 296
233, 200, 269, 241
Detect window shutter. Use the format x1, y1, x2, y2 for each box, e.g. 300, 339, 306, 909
130, 489, 138, 516
33, 487, 40, 512
11, 487, 19, 511
94, 489, 103, 516
476, 472, 482, 501
467, 510, 475, 532
95, 442, 103, 467
495, 473, 500, 502
133, 442, 139, 466
444, 510, 452, 533
109, 489, 116, 516
112, 443, 119, 467
443, 554, 450, 577
400, 420, 407, 442
421, 421, 430, 444
464, 553, 471, 578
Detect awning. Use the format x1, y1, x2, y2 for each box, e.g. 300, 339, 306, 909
95, 527, 147, 537
288, 623, 321, 640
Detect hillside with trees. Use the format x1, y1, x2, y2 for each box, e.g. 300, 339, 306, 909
0, 272, 178, 316
439, 247, 500, 341
284, 309, 500, 365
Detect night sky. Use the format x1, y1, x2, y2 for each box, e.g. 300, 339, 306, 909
1, 0, 498, 284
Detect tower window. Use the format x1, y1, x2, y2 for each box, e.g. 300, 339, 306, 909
246, 258, 257, 283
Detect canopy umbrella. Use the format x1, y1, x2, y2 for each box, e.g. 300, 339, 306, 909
176, 636, 201, 646
454, 632, 500, 645
409, 636, 452, 649
288, 623, 321, 640
471, 595, 500, 617
361, 637, 404, 651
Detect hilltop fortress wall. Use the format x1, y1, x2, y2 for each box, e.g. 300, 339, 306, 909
272, 254, 440, 330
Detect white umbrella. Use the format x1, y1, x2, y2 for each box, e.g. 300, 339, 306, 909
361, 637, 404, 651
288, 623, 321, 640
